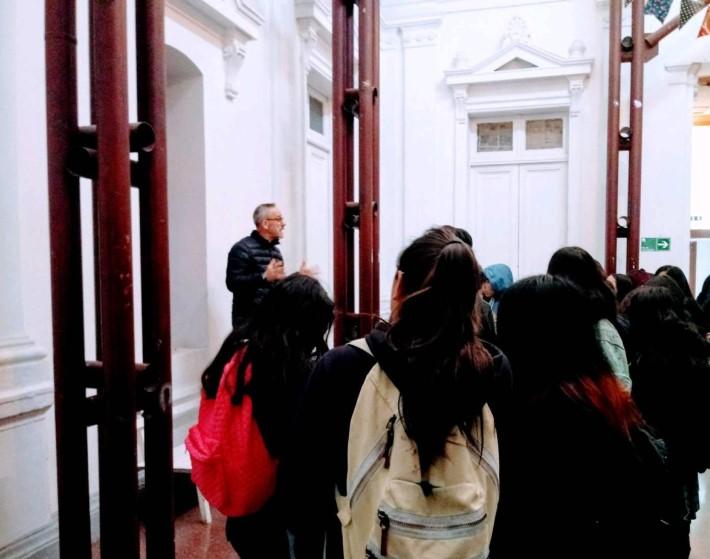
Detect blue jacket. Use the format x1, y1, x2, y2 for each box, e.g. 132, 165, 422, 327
484, 264, 514, 313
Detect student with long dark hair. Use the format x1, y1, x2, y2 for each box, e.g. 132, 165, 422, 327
655, 265, 709, 334
291, 227, 507, 558
622, 282, 710, 556
492, 275, 682, 558
548, 246, 631, 388
698, 274, 710, 333
199, 273, 334, 558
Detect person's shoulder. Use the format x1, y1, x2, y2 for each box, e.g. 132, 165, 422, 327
316, 343, 375, 375
308, 342, 377, 394
230, 233, 258, 251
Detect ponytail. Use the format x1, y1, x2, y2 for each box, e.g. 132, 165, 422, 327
389, 228, 492, 473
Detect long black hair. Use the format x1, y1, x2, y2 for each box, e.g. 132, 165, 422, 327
497, 275, 641, 438
654, 265, 708, 333
386, 227, 492, 473
201, 273, 334, 456
547, 246, 617, 323
698, 275, 710, 308
621, 282, 707, 359
621, 283, 710, 469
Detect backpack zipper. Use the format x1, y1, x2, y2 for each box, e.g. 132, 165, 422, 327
383, 415, 396, 469
377, 505, 488, 541
349, 415, 398, 505
378, 509, 390, 556
467, 442, 499, 490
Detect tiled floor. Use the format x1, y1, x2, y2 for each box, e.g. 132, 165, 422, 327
91, 507, 234, 559
174, 508, 234, 559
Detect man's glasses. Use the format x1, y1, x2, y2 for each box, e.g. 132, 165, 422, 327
266, 217, 284, 222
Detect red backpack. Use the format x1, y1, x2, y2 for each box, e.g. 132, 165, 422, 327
185, 348, 278, 517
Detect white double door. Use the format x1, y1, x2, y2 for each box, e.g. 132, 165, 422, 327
468, 162, 567, 279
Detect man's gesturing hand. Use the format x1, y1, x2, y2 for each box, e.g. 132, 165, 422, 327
264, 259, 285, 282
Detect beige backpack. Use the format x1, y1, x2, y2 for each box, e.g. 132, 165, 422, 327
337, 338, 499, 559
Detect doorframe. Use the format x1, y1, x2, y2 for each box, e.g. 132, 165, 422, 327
445, 39, 592, 241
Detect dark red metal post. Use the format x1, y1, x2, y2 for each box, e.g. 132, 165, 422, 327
645, 15, 680, 48
626, 0, 645, 273
135, 1, 176, 556
371, 0, 381, 321
332, 0, 355, 343
44, 1, 93, 556
91, 1, 141, 556
605, 2, 685, 274
358, 0, 376, 334
333, 0, 380, 344
605, 0, 622, 274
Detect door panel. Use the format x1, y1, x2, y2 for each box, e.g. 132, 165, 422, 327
469, 165, 519, 275
518, 163, 567, 278
468, 162, 567, 279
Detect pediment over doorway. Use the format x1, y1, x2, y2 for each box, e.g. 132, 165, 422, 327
445, 41, 593, 87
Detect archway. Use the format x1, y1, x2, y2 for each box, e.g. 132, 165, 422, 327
165, 46, 208, 411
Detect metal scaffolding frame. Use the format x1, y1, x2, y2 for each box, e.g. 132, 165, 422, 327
332, 0, 381, 344
605, 0, 696, 273
45, 1, 174, 557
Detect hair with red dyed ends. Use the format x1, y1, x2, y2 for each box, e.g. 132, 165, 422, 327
497, 274, 641, 439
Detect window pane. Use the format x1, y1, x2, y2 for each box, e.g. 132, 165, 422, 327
477, 122, 513, 152
309, 96, 324, 134
526, 118, 563, 150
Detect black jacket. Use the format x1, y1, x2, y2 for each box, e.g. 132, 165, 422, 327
288, 326, 512, 559
226, 231, 282, 326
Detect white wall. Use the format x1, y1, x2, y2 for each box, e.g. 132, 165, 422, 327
378, 0, 704, 294
692, 125, 710, 229
3, 0, 706, 554
3, 0, 316, 554
2, 0, 55, 555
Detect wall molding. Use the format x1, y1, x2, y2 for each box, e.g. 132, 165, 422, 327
445, 37, 592, 234
0, 515, 59, 559
0, 382, 52, 426
168, 0, 265, 99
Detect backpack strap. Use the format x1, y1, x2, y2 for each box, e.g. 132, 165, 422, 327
347, 337, 373, 357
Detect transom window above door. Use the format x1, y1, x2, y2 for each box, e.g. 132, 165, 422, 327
477, 122, 513, 152
471, 115, 566, 163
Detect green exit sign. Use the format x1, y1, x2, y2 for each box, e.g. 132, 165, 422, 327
641, 237, 671, 251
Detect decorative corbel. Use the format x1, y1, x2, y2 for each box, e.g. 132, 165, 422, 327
568, 77, 585, 117
453, 84, 468, 125
299, 22, 319, 75
223, 32, 249, 100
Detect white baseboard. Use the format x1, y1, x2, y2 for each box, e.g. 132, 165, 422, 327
0, 517, 58, 559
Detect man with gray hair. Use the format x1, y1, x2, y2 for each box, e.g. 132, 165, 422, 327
226, 203, 286, 326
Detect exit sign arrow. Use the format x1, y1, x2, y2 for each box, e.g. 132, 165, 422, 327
641, 237, 671, 252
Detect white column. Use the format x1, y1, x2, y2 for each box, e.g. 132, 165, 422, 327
566, 75, 587, 247
638, 62, 699, 272
452, 84, 469, 226
0, 1, 54, 554
379, 26, 405, 316
400, 18, 442, 239
299, 22, 318, 268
